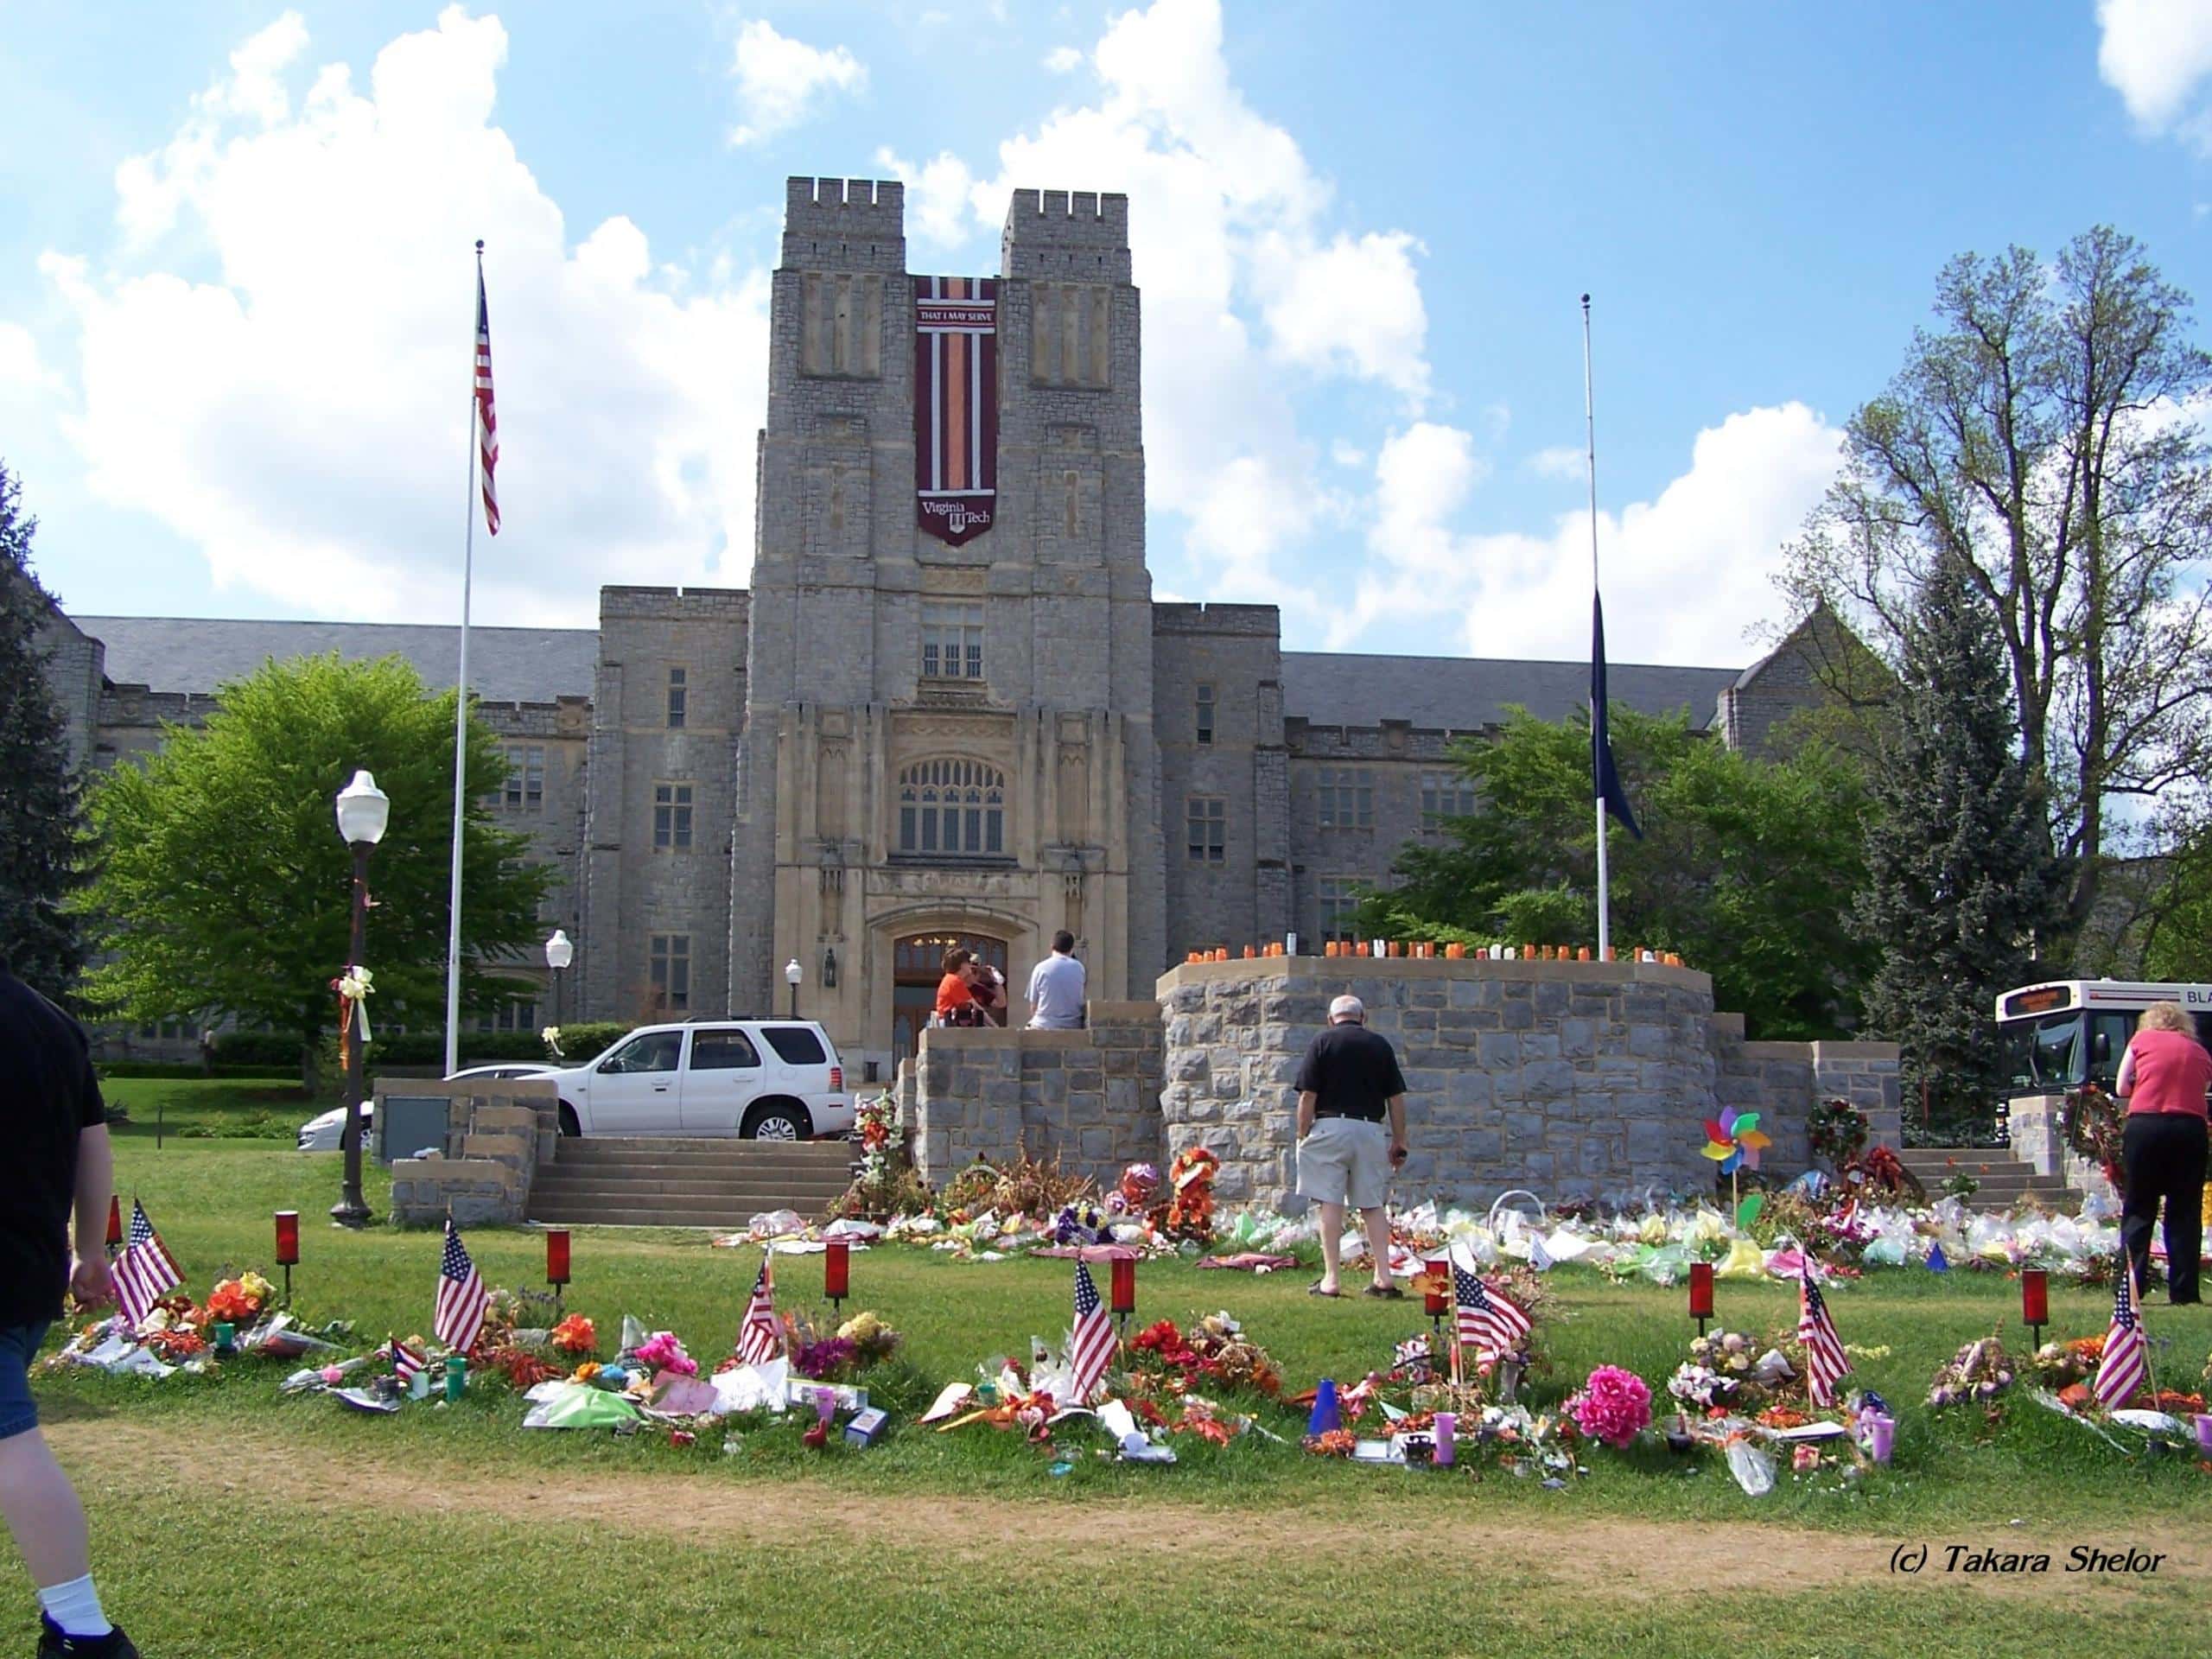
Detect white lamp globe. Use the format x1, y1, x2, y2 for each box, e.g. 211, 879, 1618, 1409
784, 957, 804, 987
334, 770, 391, 847
544, 929, 575, 971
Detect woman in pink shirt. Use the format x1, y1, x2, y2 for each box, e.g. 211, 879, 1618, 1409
2112, 1002, 2209, 1305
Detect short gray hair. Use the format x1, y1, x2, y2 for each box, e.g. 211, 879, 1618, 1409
1329, 994, 1364, 1023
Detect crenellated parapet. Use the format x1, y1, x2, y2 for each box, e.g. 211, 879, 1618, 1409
781, 176, 906, 271
1001, 188, 1132, 282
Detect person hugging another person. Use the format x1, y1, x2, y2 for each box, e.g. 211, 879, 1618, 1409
933, 947, 1007, 1029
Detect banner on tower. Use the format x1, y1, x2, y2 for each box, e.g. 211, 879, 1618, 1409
913, 276, 998, 547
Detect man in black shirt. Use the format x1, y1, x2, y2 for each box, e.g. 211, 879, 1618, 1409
0, 957, 138, 1656
1294, 994, 1408, 1298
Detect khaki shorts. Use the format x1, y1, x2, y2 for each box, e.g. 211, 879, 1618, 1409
1296, 1115, 1392, 1210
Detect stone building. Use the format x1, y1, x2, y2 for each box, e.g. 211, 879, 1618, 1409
40, 177, 1848, 1078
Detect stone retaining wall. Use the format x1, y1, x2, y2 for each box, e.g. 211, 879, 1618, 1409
382, 1077, 561, 1225
1708, 1014, 1903, 1171
910, 1003, 1164, 1190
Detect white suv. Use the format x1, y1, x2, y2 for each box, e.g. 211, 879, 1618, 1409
546, 1020, 852, 1141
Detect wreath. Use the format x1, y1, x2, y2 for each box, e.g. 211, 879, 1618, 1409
2063, 1084, 2126, 1197
1808, 1097, 1869, 1168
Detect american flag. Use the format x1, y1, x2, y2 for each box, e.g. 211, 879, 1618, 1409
113, 1200, 181, 1330
1797, 1268, 1849, 1408
474, 263, 499, 535
2092, 1265, 2149, 1409
736, 1257, 782, 1365
1452, 1262, 1531, 1360
433, 1220, 487, 1357
1066, 1260, 1116, 1405
390, 1335, 423, 1387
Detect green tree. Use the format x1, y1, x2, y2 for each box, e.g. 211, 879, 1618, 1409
1786, 227, 2212, 953
0, 463, 88, 993
79, 654, 552, 1085
1361, 706, 1875, 1039
1853, 556, 2065, 1135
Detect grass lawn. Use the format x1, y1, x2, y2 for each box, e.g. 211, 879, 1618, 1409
22, 1105, 2212, 1656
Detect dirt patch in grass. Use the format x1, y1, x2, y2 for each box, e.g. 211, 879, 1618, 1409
49, 1419, 2204, 1601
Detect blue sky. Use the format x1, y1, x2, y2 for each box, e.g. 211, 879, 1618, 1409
3, 0, 2208, 665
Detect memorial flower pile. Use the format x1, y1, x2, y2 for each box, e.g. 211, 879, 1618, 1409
550, 1314, 598, 1357
204, 1272, 276, 1326
1127, 1312, 1281, 1397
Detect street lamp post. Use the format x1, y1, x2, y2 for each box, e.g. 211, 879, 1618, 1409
544, 928, 574, 1027
785, 957, 803, 1020
332, 770, 390, 1230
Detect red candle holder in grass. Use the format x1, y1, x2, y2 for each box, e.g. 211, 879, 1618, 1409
274, 1210, 300, 1301
1109, 1255, 1137, 1325
1688, 1262, 1714, 1334
105, 1195, 122, 1257
546, 1228, 571, 1297
2021, 1267, 2048, 1344
825, 1237, 850, 1309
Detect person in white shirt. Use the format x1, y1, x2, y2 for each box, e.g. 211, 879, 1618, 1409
1026, 932, 1087, 1029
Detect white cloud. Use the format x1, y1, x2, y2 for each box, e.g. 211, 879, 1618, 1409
726, 18, 866, 147
39, 8, 769, 625
2097, 0, 2212, 149
1044, 45, 1084, 73
1340, 403, 1843, 664
0, 322, 60, 395
958, 0, 1428, 617
1527, 443, 1586, 480
875, 147, 980, 249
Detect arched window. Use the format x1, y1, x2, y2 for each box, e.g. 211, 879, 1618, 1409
897, 758, 1006, 856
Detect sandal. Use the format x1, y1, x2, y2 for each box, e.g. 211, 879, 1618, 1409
1307, 1281, 1341, 1297
1362, 1283, 1406, 1300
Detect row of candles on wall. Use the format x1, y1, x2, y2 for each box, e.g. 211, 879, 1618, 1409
1183, 940, 1688, 966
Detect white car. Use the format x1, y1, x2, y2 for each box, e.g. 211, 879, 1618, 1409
295, 1064, 555, 1151
543, 1020, 851, 1141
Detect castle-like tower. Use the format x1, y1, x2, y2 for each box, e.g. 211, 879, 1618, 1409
581, 177, 1166, 1065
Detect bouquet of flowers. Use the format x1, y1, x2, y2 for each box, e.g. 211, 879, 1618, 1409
1567, 1365, 1652, 1448
549, 1314, 597, 1357
1153, 1148, 1219, 1243
632, 1330, 698, 1376
1109, 1161, 1160, 1216
1127, 1312, 1281, 1397
1670, 1330, 1767, 1411
1926, 1332, 2014, 1410
834, 1310, 902, 1368
204, 1272, 276, 1327
2031, 1335, 2104, 1387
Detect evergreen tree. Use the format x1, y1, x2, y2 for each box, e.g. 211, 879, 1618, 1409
1853, 554, 2064, 1138
0, 463, 88, 993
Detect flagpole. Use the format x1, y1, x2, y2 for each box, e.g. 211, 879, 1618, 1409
1581, 293, 1610, 959
442, 240, 483, 1079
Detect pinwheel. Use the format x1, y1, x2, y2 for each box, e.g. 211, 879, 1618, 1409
1701, 1108, 1772, 1230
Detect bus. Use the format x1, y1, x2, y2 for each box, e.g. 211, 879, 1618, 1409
1993, 980, 2212, 1095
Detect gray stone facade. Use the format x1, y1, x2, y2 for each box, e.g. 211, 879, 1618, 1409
40, 176, 1865, 1071
904, 1001, 1163, 1191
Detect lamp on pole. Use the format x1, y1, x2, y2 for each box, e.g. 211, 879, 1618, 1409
544, 928, 574, 1026
784, 957, 803, 1020
332, 769, 390, 1229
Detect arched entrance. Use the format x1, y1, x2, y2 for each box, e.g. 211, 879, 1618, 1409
892, 931, 1008, 1065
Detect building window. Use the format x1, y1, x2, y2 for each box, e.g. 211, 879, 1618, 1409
667, 667, 688, 729
649, 935, 690, 1012
502, 746, 544, 810
1185, 796, 1225, 862
1421, 770, 1476, 830
1317, 876, 1360, 941
1317, 767, 1375, 830
920, 602, 985, 682
652, 781, 694, 851
1195, 683, 1216, 744
475, 999, 539, 1033
136, 1018, 191, 1041
896, 758, 1005, 855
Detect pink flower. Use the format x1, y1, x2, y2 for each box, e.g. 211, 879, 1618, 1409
1568, 1364, 1653, 1449
633, 1331, 697, 1376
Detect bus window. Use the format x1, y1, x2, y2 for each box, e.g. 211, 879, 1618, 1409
2089, 1014, 2133, 1085
2024, 1015, 2083, 1090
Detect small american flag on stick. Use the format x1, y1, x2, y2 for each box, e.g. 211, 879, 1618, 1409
474, 256, 499, 536
1452, 1261, 1531, 1362
1066, 1260, 1116, 1405
1797, 1268, 1849, 1408
736, 1257, 782, 1365
2092, 1264, 2148, 1409
433, 1220, 487, 1357
391, 1334, 423, 1388
113, 1201, 181, 1329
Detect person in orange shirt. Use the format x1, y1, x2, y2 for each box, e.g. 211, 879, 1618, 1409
2113, 1002, 2210, 1305
934, 948, 978, 1027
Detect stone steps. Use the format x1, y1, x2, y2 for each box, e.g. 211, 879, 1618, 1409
1894, 1147, 2078, 1211
527, 1136, 855, 1228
